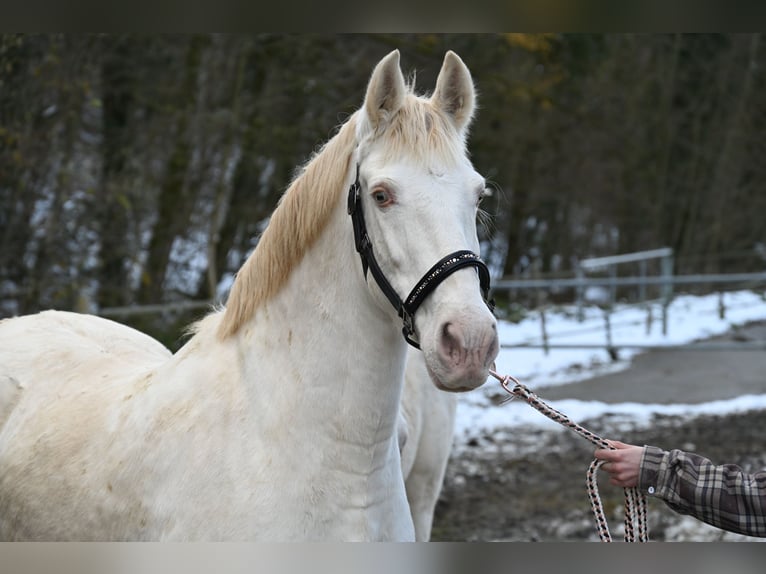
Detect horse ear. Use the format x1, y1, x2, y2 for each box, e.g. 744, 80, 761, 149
431, 51, 476, 134
364, 50, 406, 130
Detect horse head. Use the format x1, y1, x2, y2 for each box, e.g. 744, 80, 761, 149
351, 50, 499, 392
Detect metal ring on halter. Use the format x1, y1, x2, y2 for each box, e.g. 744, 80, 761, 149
347, 163, 494, 349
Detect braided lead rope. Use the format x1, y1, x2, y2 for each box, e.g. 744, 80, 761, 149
623, 483, 637, 542
635, 482, 649, 541
489, 369, 649, 542
587, 459, 612, 541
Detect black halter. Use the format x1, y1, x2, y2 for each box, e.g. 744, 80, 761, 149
347, 164, 494, 349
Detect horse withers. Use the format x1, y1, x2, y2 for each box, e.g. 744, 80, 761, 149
0, 50, 497, 541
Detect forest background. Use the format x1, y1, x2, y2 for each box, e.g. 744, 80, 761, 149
2, 33, 764, 346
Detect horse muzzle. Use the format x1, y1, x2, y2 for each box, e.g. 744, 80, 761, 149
422, 305, 498, 392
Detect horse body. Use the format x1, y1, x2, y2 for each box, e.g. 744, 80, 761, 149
0, 208, 412, 541
0, 50, 497, 541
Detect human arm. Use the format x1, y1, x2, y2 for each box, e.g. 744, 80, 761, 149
596, 441, 766, 537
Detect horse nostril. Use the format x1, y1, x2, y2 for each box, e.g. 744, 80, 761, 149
439, 322, 464, 363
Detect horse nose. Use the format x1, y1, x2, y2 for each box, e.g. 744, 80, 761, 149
437, 318, 498, 382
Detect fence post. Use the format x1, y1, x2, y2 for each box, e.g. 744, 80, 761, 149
661, 253, 674, 336
645, 302, 653, 335
603, 307, 617, 361
718, 291, 726, 319
534, 260, 550, 355
540, 306, 549, 356
639, 259, 647, 302
576, 266, 585, 322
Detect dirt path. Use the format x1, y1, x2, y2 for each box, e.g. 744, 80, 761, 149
432, 321, 766, 541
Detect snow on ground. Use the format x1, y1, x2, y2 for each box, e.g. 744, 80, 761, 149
455, 290, 766, 445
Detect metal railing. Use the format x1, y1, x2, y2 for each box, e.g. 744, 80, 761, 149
492, 246, 766, 354
493, 272, 766, 290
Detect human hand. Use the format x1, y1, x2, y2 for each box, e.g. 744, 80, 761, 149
593, 440, 644, 488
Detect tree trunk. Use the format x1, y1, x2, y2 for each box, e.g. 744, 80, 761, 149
137, 35, 207, 304
97, 35, 136, 309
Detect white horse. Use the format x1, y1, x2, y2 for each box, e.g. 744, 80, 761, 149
0, 50, 498, 541
399, 347, 457, 541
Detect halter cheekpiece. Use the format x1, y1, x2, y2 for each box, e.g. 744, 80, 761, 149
347, 164, 494, 348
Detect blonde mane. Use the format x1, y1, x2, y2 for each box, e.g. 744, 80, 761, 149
217, 91, 466, 340
217, 116, 357, 339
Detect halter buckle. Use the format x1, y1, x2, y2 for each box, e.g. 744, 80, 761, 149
347, 164, 361, 215
347, 181, 361, 215
399, 309, 420, 348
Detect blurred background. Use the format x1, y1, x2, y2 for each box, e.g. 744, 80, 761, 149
1, 33, 764, 347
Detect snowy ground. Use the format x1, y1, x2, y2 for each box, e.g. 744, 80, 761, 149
455, 290, 766, 447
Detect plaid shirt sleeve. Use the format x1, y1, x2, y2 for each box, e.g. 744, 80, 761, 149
638, 445, 766, 537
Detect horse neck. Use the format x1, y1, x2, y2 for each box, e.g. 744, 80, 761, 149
236, 198, 409, 454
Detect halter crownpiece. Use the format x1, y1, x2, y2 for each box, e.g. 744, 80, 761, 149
347, 164, 494, 349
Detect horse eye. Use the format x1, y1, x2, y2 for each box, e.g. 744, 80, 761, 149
372, 188, 393, 207
477, 186, 491, 207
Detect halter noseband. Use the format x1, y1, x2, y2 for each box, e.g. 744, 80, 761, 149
347, 164, 494, 349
